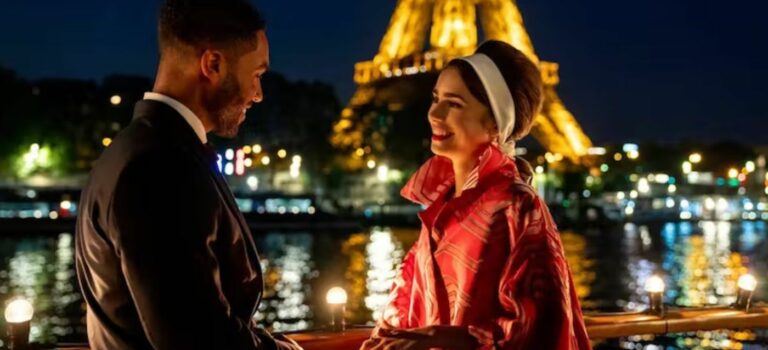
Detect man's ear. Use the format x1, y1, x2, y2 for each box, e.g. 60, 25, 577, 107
200, 49, 226, 84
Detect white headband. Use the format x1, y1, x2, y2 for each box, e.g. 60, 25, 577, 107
458, 53, 517, 157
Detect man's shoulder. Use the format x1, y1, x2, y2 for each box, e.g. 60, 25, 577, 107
92, 119, 168, 173
86, 117, 201, 196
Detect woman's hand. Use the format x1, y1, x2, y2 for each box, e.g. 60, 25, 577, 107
360, 336, 429, 350
468, 325, 496, 349
360, 326, 434, 350
361, 325, 479, 350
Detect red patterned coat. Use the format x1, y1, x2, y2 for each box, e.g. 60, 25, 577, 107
378, 145, 591, 349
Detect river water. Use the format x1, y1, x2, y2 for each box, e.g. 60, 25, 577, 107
0, 220, 766, 349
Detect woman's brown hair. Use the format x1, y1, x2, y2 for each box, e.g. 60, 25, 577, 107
446, 40, 543, 142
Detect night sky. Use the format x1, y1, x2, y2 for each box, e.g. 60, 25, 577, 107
1, 0, 766, 145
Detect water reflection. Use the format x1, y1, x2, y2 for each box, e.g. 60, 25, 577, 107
340, 227, 411, 324
256, 232, 315, 332
0, 221, 764, 347
609, 220, 767, 350
561, 231, 596, 309
0, 233, 82, 344
364, 227, 404, 321
341, 232, 369, 324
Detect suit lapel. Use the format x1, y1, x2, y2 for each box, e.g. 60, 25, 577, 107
132, 100, 262, 274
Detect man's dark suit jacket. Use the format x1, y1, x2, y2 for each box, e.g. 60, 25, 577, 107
76, 100, 278, 349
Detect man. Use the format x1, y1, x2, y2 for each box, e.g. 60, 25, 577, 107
75, 1, 301, 349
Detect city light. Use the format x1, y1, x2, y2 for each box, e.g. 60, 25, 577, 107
705, 197, 716, 210
587, 147, 606, 155
614, 152, 623, 161
110, 95, 122, 106
746, 161, 756, 173
654, 174, 670, 184
224, 163, 234, 176
252, 144, 262, 153
600, 164, 609, 172
261, 156, 271, 166
243, 145, 252, 154
102, 137, 112, 147
290, 156, 301, 178
60, 200, 72, 210
535, 166, 544, 174
717, 198, 729, 211
689, 153, 702, 164
244, 158, 253, 167
355, 148, 365, 157
278, 149, 287, 159
367, 160, 376, 169
235, 150, 245, 176
225, 149, 234, 161
545, 152, 563, 163
377, 165, 389, 182
638, 178, 650, 194
16, 143, 53, 178
682, 161, 692, 174
622, 143, 639, 153
668, 184, 677, 193
627, 150, 639, 160
247, 176, 258, 191
728, 168, 739, 179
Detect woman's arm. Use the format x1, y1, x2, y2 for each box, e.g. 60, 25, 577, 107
481, 193, 590, 350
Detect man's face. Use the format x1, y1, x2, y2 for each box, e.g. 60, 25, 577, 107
208, 30, 269, 138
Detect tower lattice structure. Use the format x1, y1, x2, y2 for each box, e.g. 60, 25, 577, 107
331, 0, 593, 170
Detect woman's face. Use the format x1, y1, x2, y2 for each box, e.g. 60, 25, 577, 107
429, 66, 496, 162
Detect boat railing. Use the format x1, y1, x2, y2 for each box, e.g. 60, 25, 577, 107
4, 273, 766, 349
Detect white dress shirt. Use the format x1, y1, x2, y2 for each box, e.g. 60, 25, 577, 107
143, 92, 207, 144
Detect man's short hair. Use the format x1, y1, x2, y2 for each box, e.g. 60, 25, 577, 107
158, 0, 266, 54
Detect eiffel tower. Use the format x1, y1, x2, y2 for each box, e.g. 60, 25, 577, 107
331, 0, 593, 170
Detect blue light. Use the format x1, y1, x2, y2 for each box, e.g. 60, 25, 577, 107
622, 143, 639, 153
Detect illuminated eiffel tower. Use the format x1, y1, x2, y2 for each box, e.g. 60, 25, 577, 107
331, 0, 593, 170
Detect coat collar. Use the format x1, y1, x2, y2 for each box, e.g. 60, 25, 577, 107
401, 144, 520, 207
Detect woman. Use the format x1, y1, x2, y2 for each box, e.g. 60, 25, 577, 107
361, 41, 591, 350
